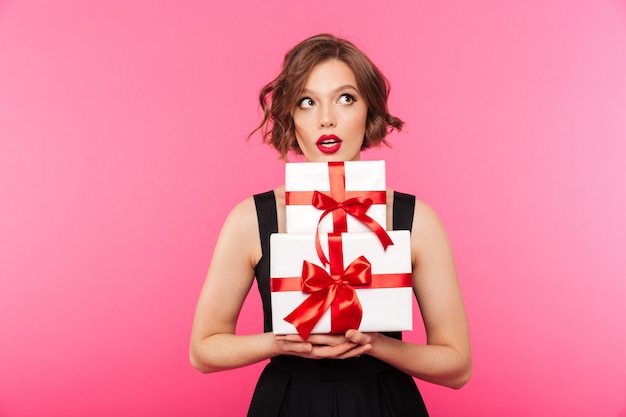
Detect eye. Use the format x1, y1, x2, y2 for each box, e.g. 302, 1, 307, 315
338, 94, 355, 104
297, 97, 315, 109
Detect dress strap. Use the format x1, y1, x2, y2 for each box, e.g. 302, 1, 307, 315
254, 191, 278, 256
393, 191, 416, 231
253, 191, 278, 333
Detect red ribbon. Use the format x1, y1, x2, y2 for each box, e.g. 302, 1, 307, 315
271, 272, 413, 292
285, 190, 386, 206
283, 256, 372, 339
312, 191, 394, 266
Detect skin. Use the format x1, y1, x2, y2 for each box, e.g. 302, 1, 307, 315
189, 59, 472, 389
292, 60, 367, 162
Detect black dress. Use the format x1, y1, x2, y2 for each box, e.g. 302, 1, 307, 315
247, 191, 429, 417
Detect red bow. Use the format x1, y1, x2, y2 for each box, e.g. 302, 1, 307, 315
284, 256, 372, 339
312, 190, 394, 266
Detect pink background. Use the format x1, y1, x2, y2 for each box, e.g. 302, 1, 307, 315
1, 1, 625, 416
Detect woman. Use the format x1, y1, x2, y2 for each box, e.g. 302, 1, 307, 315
190, 34, 471, 416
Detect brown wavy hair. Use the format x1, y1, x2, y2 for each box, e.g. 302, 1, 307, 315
249, 34, 404, 160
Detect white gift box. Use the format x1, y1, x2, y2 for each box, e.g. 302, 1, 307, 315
285, 161, 387, 234
270, 231, 413, 336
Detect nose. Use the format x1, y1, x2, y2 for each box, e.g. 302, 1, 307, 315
319, 105, 336, 128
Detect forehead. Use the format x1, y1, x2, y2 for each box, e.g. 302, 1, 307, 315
303, 59, 358, 91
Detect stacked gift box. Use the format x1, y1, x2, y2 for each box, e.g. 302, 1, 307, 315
270, 161, 413, 338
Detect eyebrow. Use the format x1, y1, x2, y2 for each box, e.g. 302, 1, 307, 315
301, 84, 359, 95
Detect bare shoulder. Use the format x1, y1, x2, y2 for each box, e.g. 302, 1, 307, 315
216, 196, 262, 268
409, 198, 454, 265
412, 198, 445, 232
224, 196, 258, 231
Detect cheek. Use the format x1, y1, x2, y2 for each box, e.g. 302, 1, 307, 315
293, 125, 304, 143
360, 114, 368, 131
292, 114, 304, 134
293, 118, 312, 140
349, 112, 368, 134
293, 129, 308, 150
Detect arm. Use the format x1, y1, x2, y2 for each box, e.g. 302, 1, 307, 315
189, 196, 370, 373
189, 197, 279, 373
345, 200, 472, 388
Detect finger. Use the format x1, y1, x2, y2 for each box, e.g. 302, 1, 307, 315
310, 341, 358, 358
307, 334, 348, 346
344, 329, 369, 344
276, 334, 307, 343
277, 340, 312, 354
336, 343, 372, 359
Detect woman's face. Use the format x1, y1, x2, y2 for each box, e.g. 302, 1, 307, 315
292, 59, 368, 162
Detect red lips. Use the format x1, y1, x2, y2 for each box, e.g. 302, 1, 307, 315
316, 135, 342, 154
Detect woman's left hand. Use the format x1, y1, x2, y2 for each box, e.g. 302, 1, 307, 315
275, 330, 378, 359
